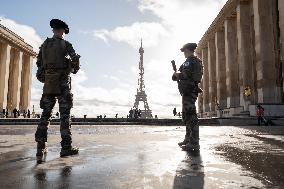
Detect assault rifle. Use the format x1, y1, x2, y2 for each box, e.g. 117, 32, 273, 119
171, 60, 179, 81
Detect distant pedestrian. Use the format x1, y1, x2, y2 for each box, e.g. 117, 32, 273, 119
13, 108, 17, 118
27, 109, 31, 118
115, 114, 118, 118
56, 112, 60, 118
134, 108, 139, 119
5, 109, 9, 118
129, 108, 133, 118
104, 115, 106, 119
138, 109, 142, 117
173, 108, 177, 116
2, 109, 5, 118
256, 105, 264, 126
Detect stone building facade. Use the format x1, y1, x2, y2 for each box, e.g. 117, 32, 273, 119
197, 0, 284, 117
0, 24, 36, 114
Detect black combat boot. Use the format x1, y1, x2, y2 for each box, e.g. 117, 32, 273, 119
36, 142, 47, 163
178, 124, 192, 147
60, 147, 79, 157
178, 134, 190, 147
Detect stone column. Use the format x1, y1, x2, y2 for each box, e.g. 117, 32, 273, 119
253, 0, 281, 103
7, 49, 23, 111
198, 80, 204, 113
215, 29, 227, 110
0, 42, 11, 110
202, 48, 210, 112
278, 0, 284, 101
208, 39, 217, 113
19, 55, 33, 111
224, 17, 240, 108
237, 0, 255, 111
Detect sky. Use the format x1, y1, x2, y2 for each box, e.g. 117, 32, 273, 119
0, 0, 227, 118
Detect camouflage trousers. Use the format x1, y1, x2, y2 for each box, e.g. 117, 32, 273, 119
35, 81, 73, 149
182, 92, 199, 144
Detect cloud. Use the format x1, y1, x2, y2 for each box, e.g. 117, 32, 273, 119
103, 74, 120, 82
93, 22, 169, 48
93, 0, 228, 47
93, 29, 110, 45
0, 16, 42, 51
70, 70, 134, 117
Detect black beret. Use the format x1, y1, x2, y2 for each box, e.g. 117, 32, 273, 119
50, 19, 69, 34
180, 43, 197, 52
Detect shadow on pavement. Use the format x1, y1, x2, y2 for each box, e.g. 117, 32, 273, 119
173, 151, 204, 189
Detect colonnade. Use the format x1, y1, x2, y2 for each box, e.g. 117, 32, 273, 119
0, 24, 36, 113
197, 0, 284, 117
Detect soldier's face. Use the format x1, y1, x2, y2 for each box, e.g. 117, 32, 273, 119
183, 49, 194, 58
53, 29, 65, 38
183, 49, 190, 58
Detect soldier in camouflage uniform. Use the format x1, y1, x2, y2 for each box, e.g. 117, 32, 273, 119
172, 43, 203, 151
35, 19, 80, 162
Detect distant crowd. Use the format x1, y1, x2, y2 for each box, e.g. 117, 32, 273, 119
173, 107, 182, 118
128, 108, 142, 119
0, 108, 60, 119
1, 108, 32, 118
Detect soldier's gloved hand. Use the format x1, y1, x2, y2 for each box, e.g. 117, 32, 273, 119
71, 55, 80, 74
172, 72, 181, 81
36, 67, 45, 83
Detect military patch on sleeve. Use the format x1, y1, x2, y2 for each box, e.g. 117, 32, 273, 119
183, 61, 190, 67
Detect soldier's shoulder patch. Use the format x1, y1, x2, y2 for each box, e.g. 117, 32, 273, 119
183, 61, 190, 67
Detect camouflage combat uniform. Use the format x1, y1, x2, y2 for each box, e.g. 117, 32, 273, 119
178, 55, 203, 149
35, 36, 79, 156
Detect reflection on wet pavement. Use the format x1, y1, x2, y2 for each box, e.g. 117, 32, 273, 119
0, 125, 283, 189
173, 151, 204, 189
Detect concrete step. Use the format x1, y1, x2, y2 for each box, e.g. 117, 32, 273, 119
0, 117, 283, 126
232, 111, 250, 117
0, 118, 220, 126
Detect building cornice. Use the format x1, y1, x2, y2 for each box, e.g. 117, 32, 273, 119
0, 24, 37, 57
196, 0, 240, 53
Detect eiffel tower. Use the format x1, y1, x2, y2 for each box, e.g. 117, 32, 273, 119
132, 39, 152, 118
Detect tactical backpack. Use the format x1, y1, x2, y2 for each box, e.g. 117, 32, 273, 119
41, 38, 68, 94
42, 38, 67, 69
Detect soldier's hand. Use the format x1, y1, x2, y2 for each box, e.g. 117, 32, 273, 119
172, 72, 181, 81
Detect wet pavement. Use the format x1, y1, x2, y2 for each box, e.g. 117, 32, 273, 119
0, 125, 283, 189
